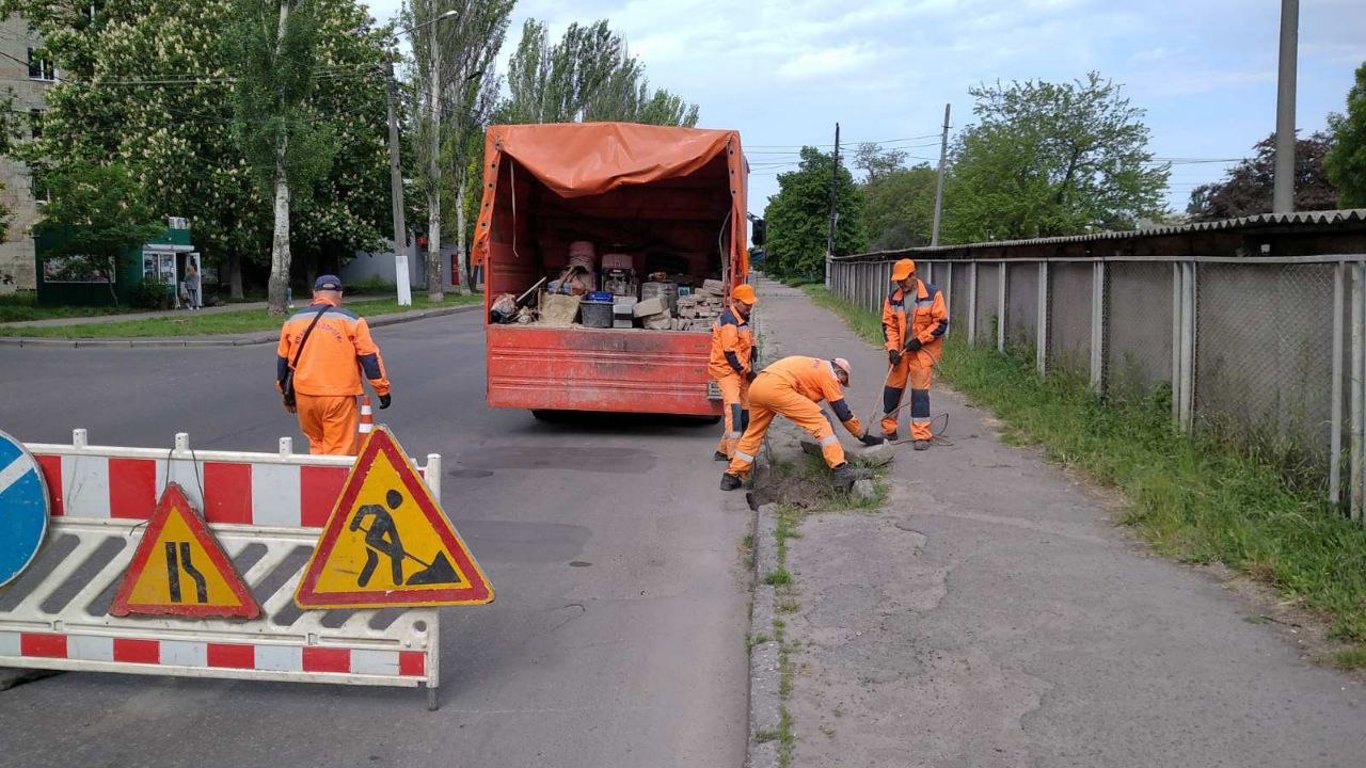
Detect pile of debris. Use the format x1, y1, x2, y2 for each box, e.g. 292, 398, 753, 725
672, 279, 727, 331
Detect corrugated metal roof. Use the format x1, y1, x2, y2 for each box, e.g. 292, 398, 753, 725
839, 208, 1366, 260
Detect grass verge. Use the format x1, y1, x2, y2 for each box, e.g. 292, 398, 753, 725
0, 293, 145, 323
0, 294, 480, 338
803, 284, 1366, 644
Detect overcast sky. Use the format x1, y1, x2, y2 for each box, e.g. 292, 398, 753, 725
363, 0, 1366, 217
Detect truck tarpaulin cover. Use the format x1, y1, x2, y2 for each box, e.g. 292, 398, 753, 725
472, 122, 748, 278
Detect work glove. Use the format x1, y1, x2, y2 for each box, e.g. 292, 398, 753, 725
746, 370, 758, 383
905, 337, 923, 353
379, 393, 392, 410
282, 398, 297, 415
888, 349, 902, 366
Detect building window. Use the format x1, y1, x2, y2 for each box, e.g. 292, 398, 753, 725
27, 48, 55, 82
29, 109, 42, 139
31, 171, 50, 205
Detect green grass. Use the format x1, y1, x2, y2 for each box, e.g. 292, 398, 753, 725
804, 284, 1366, 644
0, 293, 147, 323
1334, 646, 1366, 670
763, 568, 793, 586
0, 294, 480, 338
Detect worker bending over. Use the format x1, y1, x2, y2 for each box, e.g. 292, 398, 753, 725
881, 258, 949, 449
720, 356, 881, 492
709, 283, 758, 461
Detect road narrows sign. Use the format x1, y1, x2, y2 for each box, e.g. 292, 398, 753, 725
0, 428, 49, 587
294, 427, 493, 609
109, 482, 261, 619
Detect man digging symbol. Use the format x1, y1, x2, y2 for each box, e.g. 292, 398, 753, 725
349, 489, 462, 588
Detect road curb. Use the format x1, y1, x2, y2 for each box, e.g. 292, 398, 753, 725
747, 501, 782, 768
0, 304, 481, 349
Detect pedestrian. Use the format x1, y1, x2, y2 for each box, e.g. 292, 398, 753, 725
183, 259, 201, 310
276, 275, 392, 456
880, 258, 949, 449
720, 356, 881, 492
709, 283, 758, 462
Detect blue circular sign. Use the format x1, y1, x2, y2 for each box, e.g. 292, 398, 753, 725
0, 428, 49, 587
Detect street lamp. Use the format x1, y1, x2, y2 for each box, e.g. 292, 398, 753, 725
385, 9, 458, 306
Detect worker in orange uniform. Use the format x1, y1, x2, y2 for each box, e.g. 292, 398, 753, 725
709, 283, 759, 461
276, 275, 392, 455
881, 258, 949, 449
720, 356, 881, 492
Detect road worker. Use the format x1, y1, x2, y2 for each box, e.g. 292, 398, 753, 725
881, 258, 949, 449
276, 275, 391, 456
709, 283, 758, 461
720, 355, 881, 492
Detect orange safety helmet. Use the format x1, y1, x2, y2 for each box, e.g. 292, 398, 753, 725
732, 283, 758, 305
891, 258, 916, 282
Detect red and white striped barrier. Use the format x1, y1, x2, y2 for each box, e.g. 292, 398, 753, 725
0, 429, 444, 707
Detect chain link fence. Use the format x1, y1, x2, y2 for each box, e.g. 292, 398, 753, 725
829, 254, 1366, 513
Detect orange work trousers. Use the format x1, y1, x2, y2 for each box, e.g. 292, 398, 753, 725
728, 373, 845, 479
296, 394, 360, 456
882, 343, 941, 440
714, 372, 750, 458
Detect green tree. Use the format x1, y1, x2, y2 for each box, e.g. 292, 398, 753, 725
227, 0, 336, 314
854, 144, 937, 250
33, 164, 163, 306
405, 0, 514, 299
497, 19, 698, 127
11, 0, 393, 301
1187, 132, 1339, 221
943, 72, 1168, 243
763, 146, 864, 281
1327, 62, 1366, 208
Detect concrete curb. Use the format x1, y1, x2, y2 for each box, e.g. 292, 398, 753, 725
747, 501, 782, 768
0, 305, 480, 348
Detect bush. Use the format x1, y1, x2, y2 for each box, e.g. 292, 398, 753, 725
131, 282, 173, 310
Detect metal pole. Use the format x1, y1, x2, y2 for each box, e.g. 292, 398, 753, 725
1180, 262, 1197, 432
1036, 262, 1048, 374
1330, 260, 1345, 506
385, 54, 411, 307
1090, 261, 1105, 392
967, 262, 978, 347
1171, 262, 1183, 424
825, 123, 839, 289
931, 103, 951, 247
1273, 0, 1299, 213
1353, 263, 1365, 520
425, 25, 443, 302
997, 262, 1007, 353
943, 262, 953, 319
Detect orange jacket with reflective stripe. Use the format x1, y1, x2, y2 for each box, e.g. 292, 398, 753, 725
761, 355, 863, 435
708, 304, 755, 379
276, 298, 391, 397
882, 279, 949, 351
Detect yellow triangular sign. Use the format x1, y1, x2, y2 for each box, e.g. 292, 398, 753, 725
110, 482, 260, 619
294, 427, 493, 609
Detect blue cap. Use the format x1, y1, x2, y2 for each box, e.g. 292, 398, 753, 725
314, 274, 343, 292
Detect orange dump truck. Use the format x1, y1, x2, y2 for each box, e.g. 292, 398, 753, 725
473, 123, 749, 417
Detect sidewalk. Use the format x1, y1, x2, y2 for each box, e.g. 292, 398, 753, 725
750, 276, 1366, 767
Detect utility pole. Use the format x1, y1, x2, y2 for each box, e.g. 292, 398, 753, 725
1273, 0, 1299, 213
931, 103, 951, 247
825, 122, 840, 289
385, 54, 411, 307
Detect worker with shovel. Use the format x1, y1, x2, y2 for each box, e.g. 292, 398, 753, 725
880, 259, 949, 449
720, 356, 882, 492
709, 283, 759, 461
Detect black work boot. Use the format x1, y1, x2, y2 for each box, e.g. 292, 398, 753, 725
883, 431, 899, 442
913, 440, 930, 451
720, 473, 743, 491
713, 450, 730, 462
831, 463, 873, 492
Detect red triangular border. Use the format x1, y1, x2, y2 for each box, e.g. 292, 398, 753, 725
109, 482, 261, 619
294, 427, 494, 609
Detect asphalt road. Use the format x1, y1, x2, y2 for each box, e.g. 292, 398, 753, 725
0, 312, 751, 768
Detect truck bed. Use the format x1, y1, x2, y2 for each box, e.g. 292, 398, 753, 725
485, 324, 721, 416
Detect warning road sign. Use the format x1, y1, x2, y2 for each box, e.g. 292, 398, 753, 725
109, 482, 261, 619
0, 428, 49, 587
294, 428, 492, 609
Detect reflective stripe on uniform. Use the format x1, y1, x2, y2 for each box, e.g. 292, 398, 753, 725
734, 451, 755, 463
819, 435, 839, 447
728, 431, 742, 439
912, 417, 932, 424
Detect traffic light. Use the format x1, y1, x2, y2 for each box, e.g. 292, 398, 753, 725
751, 218, 767, 246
